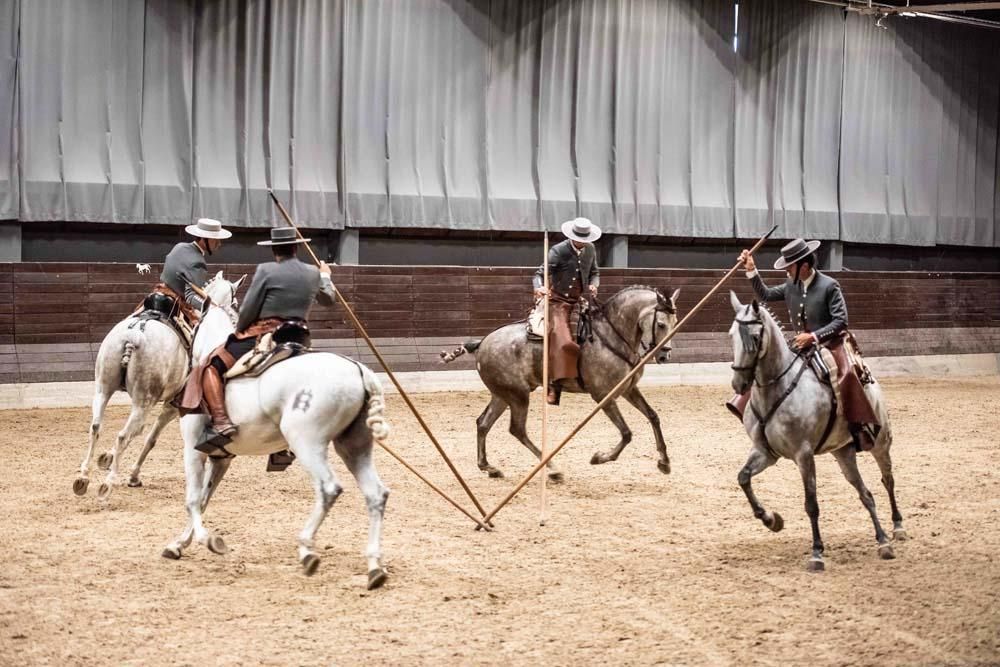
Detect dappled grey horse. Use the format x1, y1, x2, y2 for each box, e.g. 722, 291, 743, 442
72, 275, 245, 498
728, 292, 905, 572
441, 286, 679, 480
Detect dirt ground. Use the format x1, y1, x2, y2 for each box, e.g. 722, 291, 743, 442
0, 377, 998, 666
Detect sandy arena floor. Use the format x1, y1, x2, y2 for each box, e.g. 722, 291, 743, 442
0, 377, 998, 666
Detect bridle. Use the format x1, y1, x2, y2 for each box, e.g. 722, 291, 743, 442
594, 289, 676, 365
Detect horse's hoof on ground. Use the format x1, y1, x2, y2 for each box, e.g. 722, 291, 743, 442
207, 535, 229, 555
97, 452, 113, 470
367, 567, 388, 590
301, 553, 320, 576
766, 512, 784, 532
127, 478, 143, 488
547, 471, 564, 483
878, 544, 896, 560
657, 460, 671, 475
97, 483, 112, 500
481, 466, 503, 478
805, 557, 825, 572
161, 546, 182, 560
590, 452, 609, 465
893, 529, 908, 542
72, 478, 89, 496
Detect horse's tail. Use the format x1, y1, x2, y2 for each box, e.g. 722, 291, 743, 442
439, 340, 481, 364
121, 328, 143, 368
359, 364, 391, 443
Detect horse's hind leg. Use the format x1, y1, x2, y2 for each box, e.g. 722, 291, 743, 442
335, 416, 390, 589
98, 404, 148, 501
738, 447, 782, 532
508, 396, 562, 482
589, 400, 632, 466
288, 435, 342, 577
75, 387, 113, 495
127, 404, 178, 488
163, 445, 223, 559
476, 395, 508, 478
832, 446, 894, 560
870, 435, 906, 541
623, 388, 670, 474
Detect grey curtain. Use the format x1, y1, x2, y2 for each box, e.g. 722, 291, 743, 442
734, 0, 844, 241
840, 13, 1000, 247
0, 0, 16, 220
4, 0, 999, 246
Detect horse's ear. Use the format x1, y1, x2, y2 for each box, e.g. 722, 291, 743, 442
729, 290, 742, 313
752, 299, 760, 314
670, 288, 680, 307
215, 270, 224, 281
232, 274, 247, 291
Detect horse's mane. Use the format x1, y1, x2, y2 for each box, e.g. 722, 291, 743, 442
602, 284, 675, 314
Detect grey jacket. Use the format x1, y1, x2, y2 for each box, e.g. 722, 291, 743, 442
750, 270, 848, 345
236, 257, 336, 332
533, 239, 600, 300
160, 242, 208, 309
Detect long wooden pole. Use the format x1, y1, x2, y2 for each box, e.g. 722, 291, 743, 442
479, 225, 779, 525
539, 232, 550, 526
267, 191, 491, 526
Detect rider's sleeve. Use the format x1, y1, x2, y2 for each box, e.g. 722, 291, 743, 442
812, 281, 849, 344
532, 244, 561, 291
181, 252, 208, 309
748, 270, 786, 303
588, 246, 600, 288
315, 271, 336, 307
235, 268, 267, 332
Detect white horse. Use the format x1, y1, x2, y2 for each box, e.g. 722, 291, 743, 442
73, 275, 234, 499
162, 274, 392, 588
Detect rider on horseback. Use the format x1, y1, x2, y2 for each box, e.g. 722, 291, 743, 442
154, 218, 232, 326
198, 226, 335, 462
728, 238, 880, 451
533, 218, 602, 406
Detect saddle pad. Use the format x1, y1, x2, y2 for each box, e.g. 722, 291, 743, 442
225, 339, 311, 380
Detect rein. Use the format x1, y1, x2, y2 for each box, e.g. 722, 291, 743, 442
588, 290, 675, 366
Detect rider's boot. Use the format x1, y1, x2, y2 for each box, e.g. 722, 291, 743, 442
196, 366, 237, 455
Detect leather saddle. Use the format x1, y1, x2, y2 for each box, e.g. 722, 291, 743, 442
226, 319, 313, 380
130, 292, 193, 347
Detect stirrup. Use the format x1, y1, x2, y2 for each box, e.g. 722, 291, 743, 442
194, 427, 235, 458
266, 450, 296, 472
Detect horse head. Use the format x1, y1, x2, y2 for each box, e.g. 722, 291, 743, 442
728, 291, 783, 393
192, 272, 246, 361
606, 285, 680, 364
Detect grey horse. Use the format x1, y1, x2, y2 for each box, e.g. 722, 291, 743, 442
441, 286, 680, 480
728, 292, 905, 572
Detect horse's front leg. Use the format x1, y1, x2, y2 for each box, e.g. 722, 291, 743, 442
796, 452, 825, 571
590, 399, 631, 465
622, 387, 669, 474
738, 446, 782, 531
476, 396, 508, 478
162, 444, 208, 559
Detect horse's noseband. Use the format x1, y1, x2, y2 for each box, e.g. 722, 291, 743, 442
731, 317, 764, 372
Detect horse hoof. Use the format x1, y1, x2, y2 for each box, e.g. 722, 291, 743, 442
485, 468, 503, 479
301, 553, 320, 577
367, 567, 388, 590
805, 557, 825, 572
893, 529, 908, 542
590, 453, 606, 465
878, 544, 896, 560
97, 452, 113, 470
127, 478, 143, 488
97, 483, 112, 501
161, 546, 182, 560
72, 478, 89, 496
207, 535, 229, 555
547, 471, 564, 483
766, 512, 784, 533
657, 460, 671, 475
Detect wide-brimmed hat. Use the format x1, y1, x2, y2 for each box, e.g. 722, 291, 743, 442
185, 218, 232, 240
257, 226, 311, 246
561, 217, 602, 243
773, 238, 821, 269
